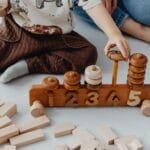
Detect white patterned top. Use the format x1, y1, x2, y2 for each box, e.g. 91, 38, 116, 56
10, 0, 101, 35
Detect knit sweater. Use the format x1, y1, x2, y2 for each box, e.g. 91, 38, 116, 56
10, 0, 101, 35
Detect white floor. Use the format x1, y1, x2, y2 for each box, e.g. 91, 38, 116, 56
0, 15, 150, 150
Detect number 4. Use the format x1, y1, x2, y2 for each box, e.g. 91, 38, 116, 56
127, 90, 142, 106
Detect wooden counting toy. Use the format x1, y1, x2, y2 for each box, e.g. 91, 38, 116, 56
29, 51, 150, 116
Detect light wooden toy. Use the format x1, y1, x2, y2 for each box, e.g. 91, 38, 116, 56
29, 51, 150, 116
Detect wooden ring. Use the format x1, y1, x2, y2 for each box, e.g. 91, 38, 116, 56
85, 76, 102, 85
129, 65, 146, 73
64, 82, 80, 91
127, 76, 144, 85
85, 65, 102, 80
128, 70, 145, 79
42, 76, 59, 90
64, 71, 80, 86
130, 53, 148, 68
107, 50, 125, 61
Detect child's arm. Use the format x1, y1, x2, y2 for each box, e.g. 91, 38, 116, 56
86, 3, 130, 60
0, 0, 11, 16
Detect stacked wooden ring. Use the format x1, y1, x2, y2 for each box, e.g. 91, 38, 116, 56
64, 71, 81, 90
85, 65, 102, 89
42, 76, 59, 90
127, 53, 147, 87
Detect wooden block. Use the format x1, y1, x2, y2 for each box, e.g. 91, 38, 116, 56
0, 102, 17, 118
97, 125, 117, 145
18, 115, 50, 133
0, 124, 19, 144
141, 100, 150, 117
54, 145, 69, 150
115, 140, 128, 150
0, 116, 12, 129
114, 135, 137, 145
81, 139, 99, 150
72, 127, 95, 141
53, 122, 76, 137
0, 100, 4, 107
4, 145, 16, 150
67, 139, 81, 150
103, 144, 118, 150
128, 139, 143, 150
10, 129, 45, 147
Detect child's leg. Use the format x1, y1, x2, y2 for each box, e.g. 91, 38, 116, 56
120, 18, 150, 43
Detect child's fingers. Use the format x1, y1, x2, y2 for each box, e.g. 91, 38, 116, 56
117, 41, 128, 60
104, 41, 116, 55
112, 0, 117, 12
105, 0, 112, 14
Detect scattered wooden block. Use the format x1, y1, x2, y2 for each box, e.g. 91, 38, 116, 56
97, 125, 117, 145
0, 100, 4, 107
54, 145, 69, 150
141, 100, 150, 117
0, 102, 17, 118
103, 144, 118, 150
0, 124, 19, 144
114, 135, 137, 145
18, 115, 50, 133
4, 145, 16, 150
0, 116, 12, 129
67, 139, 81, 150
72, 127, 95, 141
81, 139, 99, 150
10, 129, 45, 147
128, 139, 143, 150
115, 140, 128, 150
53, 122, 76, 137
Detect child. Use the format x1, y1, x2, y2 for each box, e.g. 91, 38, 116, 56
74, 0, 150, 43
0, 0, 129, 83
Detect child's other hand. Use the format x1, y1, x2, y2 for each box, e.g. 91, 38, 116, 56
102, 0, 117, 14
104, 34, 130, 61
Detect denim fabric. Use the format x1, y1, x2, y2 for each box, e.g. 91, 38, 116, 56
73, 0, 150, 28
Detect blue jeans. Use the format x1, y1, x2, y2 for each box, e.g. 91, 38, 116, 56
73, 0, 150, 29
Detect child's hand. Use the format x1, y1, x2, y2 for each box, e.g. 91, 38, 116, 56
102, 0, 117, 14
104, 34, 130, 60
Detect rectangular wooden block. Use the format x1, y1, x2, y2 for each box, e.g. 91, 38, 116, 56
54, 145, 69, 150
115, 141, 128, 150
0, 124, 19, 144
53, 122, 76, 137
81, 139, 99, 150
128, 139, 143, 150
18, 115, 50, 133
4, 145, 16, 150
0, 102, 17, 118
10, 129, 45, 147
96, 144, 118, 150
0, 116, 12, 129
67, 139, 81, 150
72, 127, 95, 141
0, 100, 4, 107
97, 125, 117, 145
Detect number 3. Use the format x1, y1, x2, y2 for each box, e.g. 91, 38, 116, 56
127, 90, 142, 106
86, 92, 99, 106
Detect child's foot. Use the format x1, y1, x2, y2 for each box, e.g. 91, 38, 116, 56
0, 60, 29, 83
121, 18, 150, 43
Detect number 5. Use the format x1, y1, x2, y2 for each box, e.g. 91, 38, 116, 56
127, 90, 142, 106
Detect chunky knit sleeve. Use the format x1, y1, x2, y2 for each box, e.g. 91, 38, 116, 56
78, 0, 102, 10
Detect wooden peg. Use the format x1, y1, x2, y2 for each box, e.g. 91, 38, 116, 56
107, 51, 124, 87
30, 101, 45, 117
141, 100, 150, 117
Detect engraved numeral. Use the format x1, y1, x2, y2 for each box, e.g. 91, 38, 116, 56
86, 92, 99, 106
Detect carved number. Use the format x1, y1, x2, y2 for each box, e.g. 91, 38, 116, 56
86, 92, 99, 106
65, 92, 78, 107
127, 90, 142, 106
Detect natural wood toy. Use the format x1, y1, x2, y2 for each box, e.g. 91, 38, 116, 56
29, 51, 150, 116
